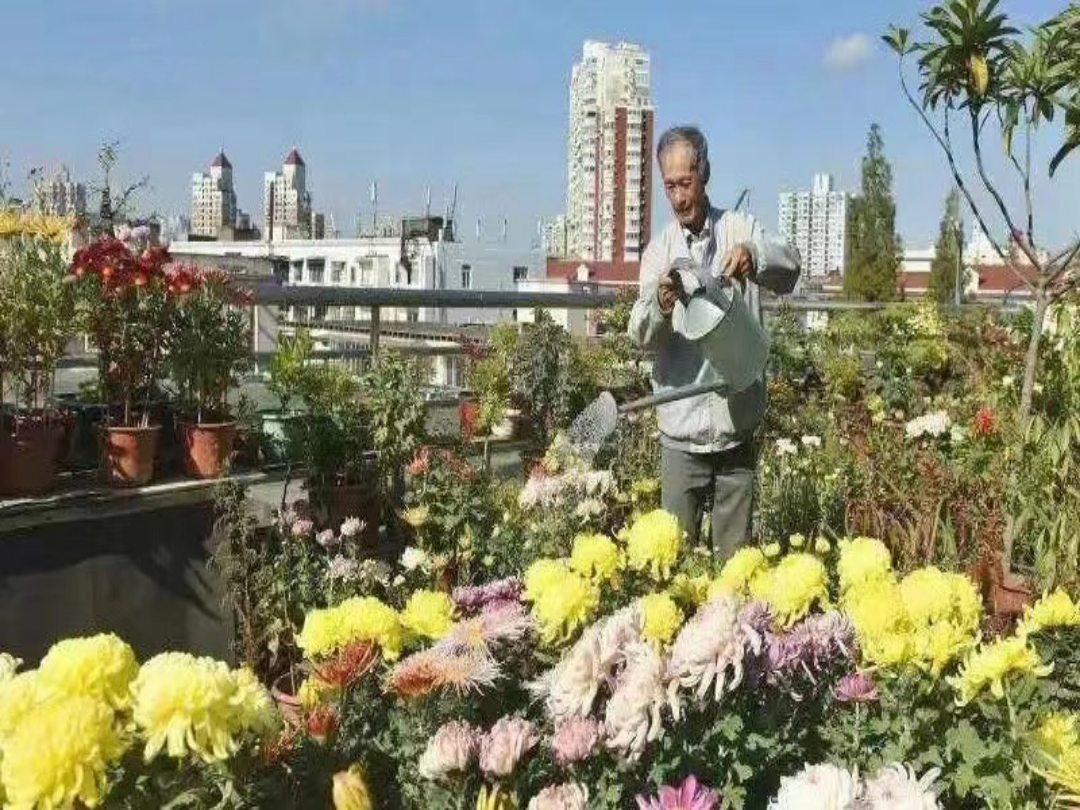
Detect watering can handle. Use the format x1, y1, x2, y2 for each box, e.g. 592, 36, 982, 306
617, 381, 727, 414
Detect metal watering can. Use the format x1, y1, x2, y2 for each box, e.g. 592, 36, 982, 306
668, 257, 771, 394
567, 259, 770, 457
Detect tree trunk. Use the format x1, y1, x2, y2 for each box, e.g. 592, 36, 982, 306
1019, 290, 1049, 422
1005, 288, 1051, 570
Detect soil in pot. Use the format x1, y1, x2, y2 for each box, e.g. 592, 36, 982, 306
101, 425, 161, 487
181, 421, 237, 479
0, 418, 66, 497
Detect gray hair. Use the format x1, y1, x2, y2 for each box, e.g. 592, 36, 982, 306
656, 125, 710, 184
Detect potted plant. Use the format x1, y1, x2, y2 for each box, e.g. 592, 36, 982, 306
0, 224, 76, 496
292, 361, 380, 548
261, 330, 314, 466
166, 264, 254, 478
70, 232, 174, 486
463, 324, 517, 438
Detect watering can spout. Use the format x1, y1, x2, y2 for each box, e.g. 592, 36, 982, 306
670, 274, 770, 394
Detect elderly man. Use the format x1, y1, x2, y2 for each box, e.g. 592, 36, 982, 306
628, 125, 801, 559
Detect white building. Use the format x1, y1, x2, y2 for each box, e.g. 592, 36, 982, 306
190, 152, 238, 238
30, 166, 86, 217
566, 40, 654, 262
264, 148, 313, 241
542, 215, 568, 258
778, 173, 848, 278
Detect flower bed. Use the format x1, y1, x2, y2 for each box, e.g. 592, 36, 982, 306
4, 503, 1080, 808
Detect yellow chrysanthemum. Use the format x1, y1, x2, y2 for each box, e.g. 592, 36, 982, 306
1, 695, 124, 810
36, 633, 139, 710
0, 653, 22, 684
1028, 713, 1080, 796
912, 622, 976, 677
789, 533, 806, 549
1017, 588, 1080, 639
523, 558, 570, 602
333, 764, 374, 810
763, 542, 782, 559
230, 666, 280, 738
0, 212, 75, 242
530, 570, 599, 645
0, 670, 41, 743
131, 652, 276, 763
710, 546, 767, 597
297, 676, 337, 710
668, 572, 712, 607
837, 536, 893, 593
842, 577, 911, 667
401, 590, 456, 640
640, 593, 684, 645
623, 509, 682, 581
750, 553, 828, 628
900, 568, 956, 626
814, 536, 832, 554
569, 533, 622, 582
297, 596, 404, 660
949, 636, 1053, 706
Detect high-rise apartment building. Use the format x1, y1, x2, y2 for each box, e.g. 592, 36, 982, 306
778, 173, 848, 278
565, 40, 653, 262
542, 215, 568, 258
30, 166, 86, 217
264, 148, 313, 241
190, 152, 238, 238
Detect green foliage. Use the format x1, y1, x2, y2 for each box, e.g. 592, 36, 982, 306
510, 312, 597, 447
167, 276, 253, 422
363, 352, 427, 495
843, 124, 901, 302
268, 330, 314, 413
404, 447, 500, 579
821, 351, 863, 402
0, 235, 74, 410
928, 188, 964, 305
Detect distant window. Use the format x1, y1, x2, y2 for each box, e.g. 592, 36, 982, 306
331, 261, 345, 284
307, 259, 325, 284
513, 265, 529, 283
461, 263, 472, 289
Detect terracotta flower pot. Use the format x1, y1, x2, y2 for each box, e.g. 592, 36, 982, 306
0, 420, 65, 497
270, 673, 304, 730
101, 425, 161, 487
180, 421, 237, 479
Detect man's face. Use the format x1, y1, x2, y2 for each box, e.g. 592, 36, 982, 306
660, 142, 707, 229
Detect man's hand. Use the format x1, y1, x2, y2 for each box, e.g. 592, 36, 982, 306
722, 242, 756, 282
657, 272, 682, 316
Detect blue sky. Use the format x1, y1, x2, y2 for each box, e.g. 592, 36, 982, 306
1, 0, 1076, 251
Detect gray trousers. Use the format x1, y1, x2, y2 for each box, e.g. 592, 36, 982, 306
661, 442, 756, 562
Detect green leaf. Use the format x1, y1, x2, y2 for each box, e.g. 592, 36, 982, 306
883, 25, 912, 55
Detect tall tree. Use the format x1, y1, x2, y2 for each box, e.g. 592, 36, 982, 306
929, 188, 964, 304
844, 124, 902, 301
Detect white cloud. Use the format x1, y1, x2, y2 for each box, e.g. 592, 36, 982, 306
824, 33, 873, 72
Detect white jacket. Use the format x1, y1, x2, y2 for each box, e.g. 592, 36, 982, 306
627, 206, 801, 452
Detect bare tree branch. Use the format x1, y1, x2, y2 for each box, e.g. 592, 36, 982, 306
1047, 238, 1080, 287
967, 106, 1044, 272
1005, 117, 1036, 246
896, 61, 1031, 292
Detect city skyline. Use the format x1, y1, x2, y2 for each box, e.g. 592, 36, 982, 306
1, 0, 1076, 251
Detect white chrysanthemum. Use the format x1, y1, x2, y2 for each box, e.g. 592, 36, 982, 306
519, 474, 564, 509
666, 594, 760, 713
603, 641, 666, 761
861, 764, 942, 810
904, 411, 952, 440
400, 546, 432, 572
768, 763, 859, 810
532, 604, 643, 722
776, 439, 798, 456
